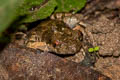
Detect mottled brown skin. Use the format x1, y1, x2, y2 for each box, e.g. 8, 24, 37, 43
25, 20, 83, 54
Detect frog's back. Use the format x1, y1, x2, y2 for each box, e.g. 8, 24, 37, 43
26, 19, 83, 55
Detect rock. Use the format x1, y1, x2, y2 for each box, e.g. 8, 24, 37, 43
0, 46, 111, 80
95, 57, 120, 80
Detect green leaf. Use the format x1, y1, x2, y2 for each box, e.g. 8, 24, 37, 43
88, 48, 94, 53
55, 0, 86, 13
94, 46, 100, 52
0, 0, 86, 34
19, 0, 57, 22
18, 0, 86, 22
0, 0, 20, 34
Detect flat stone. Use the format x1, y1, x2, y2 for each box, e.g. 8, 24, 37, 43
0, 46, 111, 80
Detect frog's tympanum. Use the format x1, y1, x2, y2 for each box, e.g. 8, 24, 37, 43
25, 20, 83, 55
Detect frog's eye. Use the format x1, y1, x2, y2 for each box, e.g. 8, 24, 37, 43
54, 41, 60, 45
53, 40, 61, 47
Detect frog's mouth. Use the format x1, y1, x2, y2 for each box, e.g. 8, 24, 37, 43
47, 51, 76, 58
51, 41, 81, 54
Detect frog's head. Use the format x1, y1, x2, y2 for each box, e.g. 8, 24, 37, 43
51, 29, 83, 55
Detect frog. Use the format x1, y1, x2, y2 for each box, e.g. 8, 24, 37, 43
25, 20, 83, 55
